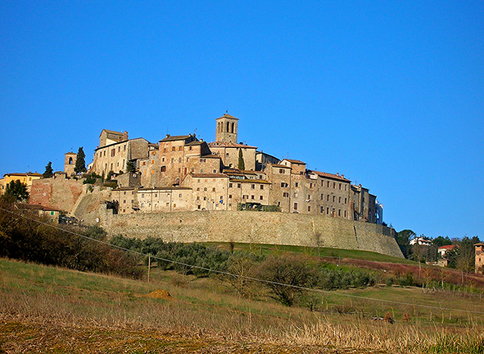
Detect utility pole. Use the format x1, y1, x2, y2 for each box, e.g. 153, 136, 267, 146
147, 253, 151, 283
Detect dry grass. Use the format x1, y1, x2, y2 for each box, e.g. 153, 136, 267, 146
1, 258, 484, 353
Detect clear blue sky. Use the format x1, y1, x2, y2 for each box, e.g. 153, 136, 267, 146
1, 1, 483, 239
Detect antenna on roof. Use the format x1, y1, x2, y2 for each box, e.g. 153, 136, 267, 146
226, 109, 229, 114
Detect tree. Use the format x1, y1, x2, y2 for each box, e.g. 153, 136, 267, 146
238, 149, 245, 171
74, 147, 87, 174
4, 180, 29, 201
397, 229, 415, 258
43, 161, 54, 178
126, 160, 136, 173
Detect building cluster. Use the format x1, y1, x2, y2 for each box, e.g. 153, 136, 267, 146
87, 113, 383, 223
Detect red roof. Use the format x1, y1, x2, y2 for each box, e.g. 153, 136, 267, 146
438, 245, 457, 250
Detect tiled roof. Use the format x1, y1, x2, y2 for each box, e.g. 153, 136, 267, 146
191, 173, 228, 178
283, 159, 306, 165
160, 135, 192, 142
208, 142, 257, 149
229, 179, 270, 184
310, 171, 350, 182
216, 113, 238, 120
438, 245, 457, 250
3, 172, 43, 177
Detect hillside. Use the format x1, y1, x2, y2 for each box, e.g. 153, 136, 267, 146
1, 258, 484, 353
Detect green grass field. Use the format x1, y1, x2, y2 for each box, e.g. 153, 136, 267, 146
1, 257, 484, 353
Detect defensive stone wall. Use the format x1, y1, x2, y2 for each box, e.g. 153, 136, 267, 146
29, 176, 84, 212
103, 211, 404, 258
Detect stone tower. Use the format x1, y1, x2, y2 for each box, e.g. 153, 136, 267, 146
64, 152, 77, 176
215, 113, 238, 143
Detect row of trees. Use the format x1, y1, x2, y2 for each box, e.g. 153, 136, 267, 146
111, 235, 378, 307
0, 197, 143, 278
397, 229, 481, 273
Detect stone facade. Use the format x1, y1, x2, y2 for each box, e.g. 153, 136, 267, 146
29, 174, 84, 212
64, 152, 77, 176
89, 113, 382, 224
102, 210, 403, 258
476, 243, 484, 274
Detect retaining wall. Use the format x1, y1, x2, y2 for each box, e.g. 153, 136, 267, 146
103, 211, 404, 258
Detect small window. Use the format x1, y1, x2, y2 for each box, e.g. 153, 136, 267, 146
251, 195, 255, 199
294, 203, 298, 210
172, 147, 175, 151
229, 183, 233, 188
260, 185, 264, 190
308, 206, 311, 212
260, 196, 263, 200
295, 182, 299, 187
251, 184, 255, 189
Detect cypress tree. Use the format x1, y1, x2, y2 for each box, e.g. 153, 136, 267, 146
43, 161, 54, 178
74, 147, 87, 173
238, 149, 245, 171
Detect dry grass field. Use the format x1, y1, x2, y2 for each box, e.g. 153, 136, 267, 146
1, 258, 484, 353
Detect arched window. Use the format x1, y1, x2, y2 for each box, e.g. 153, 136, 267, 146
231, 122, 235, 133
68, 157, 73, 165
226, 122, 230, 132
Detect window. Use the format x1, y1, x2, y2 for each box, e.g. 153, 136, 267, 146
310, 183, 313, 188
197, 187, 200, 191
333, 182, 336, 189
251, 195, 255, 199
178, 146, 182, 151
281, 182, 288, 188
333, 196, 335, 202
212, 188, 215, 192
260, 196, 263, 200
321, 194, 324, 200
339, 183, 342, 190
279, 169, 285, 174
172, 147, 175, 151
179, 194, 182, 198
283, 192, 289, 197
151, 160, 155, 164
344, 198, 347, 204
178, 157, 182, 163
327, 207, 329, 214
237, 183, 241, 188
327, 195, 329, 201
307, 195, 311, 200
260, 185, 264, 190
251, 184, 255, 189
344, 210, 347, 217
204, 188, 207, 191
111, 149, 115, 157
338, 209, 341, 217
294, 203, 298, 210
229, 183, 233, 188
162, 157, 165, 162
163, 148, 167, 152
339, 197, 341, 203
229, 194, 232, 199
308, 206, 311, 212
161, 166, 166, 172
320, 206, 324, 213
295, 182, 299, 187
124, 145, 126, 151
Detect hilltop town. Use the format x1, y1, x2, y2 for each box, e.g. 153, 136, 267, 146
61, 113, 382, 222
1, 113, 401, 258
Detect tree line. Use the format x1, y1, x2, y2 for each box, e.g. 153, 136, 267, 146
397, 229, 482, 273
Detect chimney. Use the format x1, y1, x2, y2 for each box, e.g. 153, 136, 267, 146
123, 131, 128, 141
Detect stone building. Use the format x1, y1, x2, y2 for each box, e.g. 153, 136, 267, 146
91, 129, 149, 177
90, 113, 380, 223
64, 152, 77, 176
475, 243, 484, 274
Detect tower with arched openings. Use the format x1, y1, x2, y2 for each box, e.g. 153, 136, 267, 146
64, 152, 77, 176
215, 113, 238, 144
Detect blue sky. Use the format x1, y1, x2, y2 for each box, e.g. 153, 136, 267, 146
1, 1, 483, 239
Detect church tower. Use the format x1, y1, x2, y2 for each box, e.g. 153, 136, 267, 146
64, 152, 77, 176
215, 113, 238, 144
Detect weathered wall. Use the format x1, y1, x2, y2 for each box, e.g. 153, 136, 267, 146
30, 176, 84, 212
103, 211, 404, 258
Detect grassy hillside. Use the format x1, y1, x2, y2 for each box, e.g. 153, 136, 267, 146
1, 258, 484, 353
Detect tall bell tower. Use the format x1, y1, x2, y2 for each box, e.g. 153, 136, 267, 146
215, 112, 238, 144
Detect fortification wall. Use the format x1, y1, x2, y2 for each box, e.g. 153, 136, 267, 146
103, 211, 404, 258
30, 177, 84, 212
